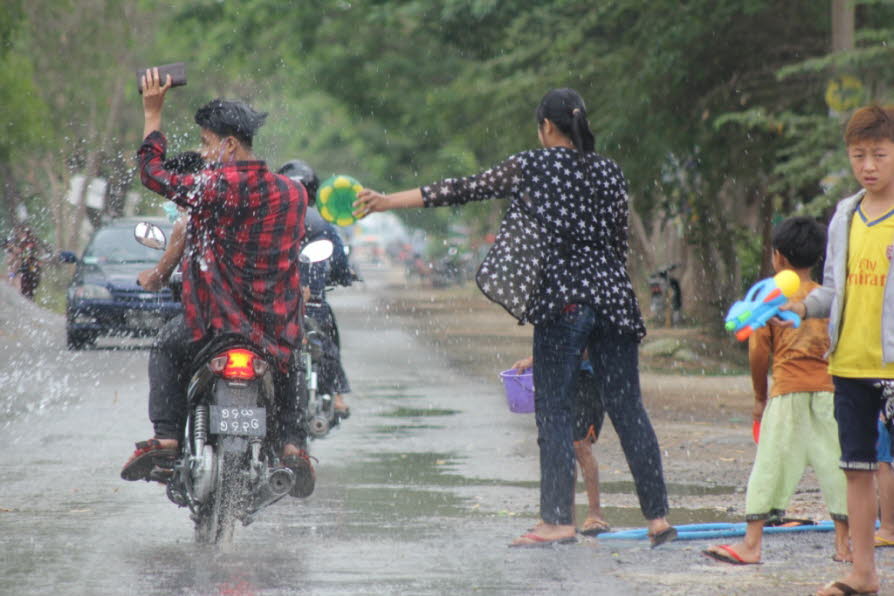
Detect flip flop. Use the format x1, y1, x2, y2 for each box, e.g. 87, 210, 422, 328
874, 534, 894, 548
702, 544, 759, 565
120, 439, 177, 482
282, 452, 317, 498
579, 519, 612, 536
818, 581, 879, 596
509, 532, 577, 548
648, 526, 678, 548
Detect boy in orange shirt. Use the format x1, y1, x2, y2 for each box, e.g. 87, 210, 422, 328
704, 217, 849, 566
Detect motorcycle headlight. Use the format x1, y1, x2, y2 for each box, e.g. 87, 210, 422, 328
70, 283, 112, 300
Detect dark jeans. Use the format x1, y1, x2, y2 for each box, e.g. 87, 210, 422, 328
148, 315, 305, 448
533, 304, 669, 525
307, 301, 351, 395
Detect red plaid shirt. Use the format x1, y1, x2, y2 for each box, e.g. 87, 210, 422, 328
138, 131, 306, 369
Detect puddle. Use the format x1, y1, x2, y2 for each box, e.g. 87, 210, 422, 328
369, 424, 443, 437
384, 407, 460, 418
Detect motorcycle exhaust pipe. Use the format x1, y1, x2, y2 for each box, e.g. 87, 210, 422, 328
248, 467, 294, 514
268, 467, 295, 497
308, 415, 330, 438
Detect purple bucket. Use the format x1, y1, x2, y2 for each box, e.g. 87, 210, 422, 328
500, 369, 535, 413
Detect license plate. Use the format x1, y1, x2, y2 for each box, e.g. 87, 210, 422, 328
209, 406, 266, 437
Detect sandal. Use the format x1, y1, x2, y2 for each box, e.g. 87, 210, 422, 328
510, 532, 577, 548
282, 451, 317, 498
121, 439, 178, 482
579, 518, 612, 537
648, 526, 678, 549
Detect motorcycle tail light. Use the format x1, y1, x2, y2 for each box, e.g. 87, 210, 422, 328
210, 348, 265, 380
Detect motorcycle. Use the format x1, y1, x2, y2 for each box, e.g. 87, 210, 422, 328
430, 246, 473, 288
648, 263, 683, 327
298, 252, 360, 440
133, 222, 333, 544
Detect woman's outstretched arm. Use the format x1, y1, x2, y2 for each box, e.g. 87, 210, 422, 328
354, 188, 423, 217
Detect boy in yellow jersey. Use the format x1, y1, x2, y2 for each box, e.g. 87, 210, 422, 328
704, 217, 849, 567
786, 105, 894, 596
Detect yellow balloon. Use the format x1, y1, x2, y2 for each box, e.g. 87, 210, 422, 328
774, 269, 800, 298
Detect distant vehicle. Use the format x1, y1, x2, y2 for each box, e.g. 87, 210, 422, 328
65, 217, 181, 349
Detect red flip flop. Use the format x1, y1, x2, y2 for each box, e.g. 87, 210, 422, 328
120, 439, 177, 482
509, 532, 577, 548
702, 544, 760, 565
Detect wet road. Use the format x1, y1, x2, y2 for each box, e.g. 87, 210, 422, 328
0, 267, 637, 595
5, 266, 892, 595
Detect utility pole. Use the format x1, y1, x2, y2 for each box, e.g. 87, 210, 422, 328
831, 0, 855, 52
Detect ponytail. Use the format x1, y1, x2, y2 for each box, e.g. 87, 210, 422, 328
570, 108, 595, 153
535, 88, 596, 153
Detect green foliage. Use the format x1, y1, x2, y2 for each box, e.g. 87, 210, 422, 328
6, 0, 894, 324
715, 0, 894, 218
0, 51, 49, 162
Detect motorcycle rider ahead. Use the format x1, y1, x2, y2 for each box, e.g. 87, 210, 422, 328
121, 69, 315, 498
278, 159, 356, 418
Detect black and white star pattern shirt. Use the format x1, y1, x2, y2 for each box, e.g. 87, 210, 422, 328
421, 146, 646, 341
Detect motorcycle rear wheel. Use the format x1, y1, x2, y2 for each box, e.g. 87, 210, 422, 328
194, 445, 245, 544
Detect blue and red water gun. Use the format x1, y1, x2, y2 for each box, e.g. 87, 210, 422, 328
724, 270, 801, 342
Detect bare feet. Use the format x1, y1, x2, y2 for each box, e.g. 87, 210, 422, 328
333, 393, 350, 415
832, 548, 854, 563
816, 574, 880, 596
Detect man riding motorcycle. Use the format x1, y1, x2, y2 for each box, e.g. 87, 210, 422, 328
121, 69, 314, 498
278, 159, 356, 418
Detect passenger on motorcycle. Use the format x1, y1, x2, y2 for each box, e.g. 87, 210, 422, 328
278, 160, 355, 418
121, 69, 315, 497
135, 153, 199, 292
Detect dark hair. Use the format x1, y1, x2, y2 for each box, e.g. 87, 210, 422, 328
194, 98, 267, 147
278, 159, 319, 205
772, 216, 826, 269
163, 151, 205, 174
535, 88, 595, 153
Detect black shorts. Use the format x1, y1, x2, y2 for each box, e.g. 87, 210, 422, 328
573, 367, 605, 443
833, 376, 885, 471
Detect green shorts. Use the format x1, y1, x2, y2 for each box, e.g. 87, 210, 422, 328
744, 391, 847, 521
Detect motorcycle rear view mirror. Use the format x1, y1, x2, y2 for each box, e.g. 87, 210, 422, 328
299, 239, 334, 264
134, 222, 167, 250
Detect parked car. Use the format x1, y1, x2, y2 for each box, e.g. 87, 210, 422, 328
65, 217, 181, 349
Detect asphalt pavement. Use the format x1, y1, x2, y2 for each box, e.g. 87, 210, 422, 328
2, 267, 893, 595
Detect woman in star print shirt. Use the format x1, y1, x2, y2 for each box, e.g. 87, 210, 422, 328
355, 88, 675, 547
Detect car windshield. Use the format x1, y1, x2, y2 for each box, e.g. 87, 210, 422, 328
83, 224, 170, 264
